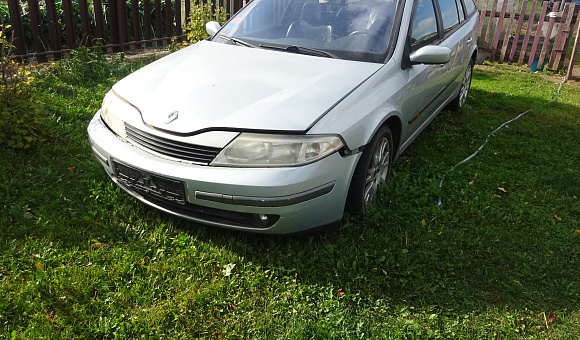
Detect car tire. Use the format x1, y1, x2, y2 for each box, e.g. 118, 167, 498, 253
346, 125, 394, 217
448, 58, 474, 111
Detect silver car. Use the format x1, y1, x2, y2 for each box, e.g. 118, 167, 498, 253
88, 0, 478, 233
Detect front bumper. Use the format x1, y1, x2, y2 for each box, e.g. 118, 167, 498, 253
87, 112, 360, 234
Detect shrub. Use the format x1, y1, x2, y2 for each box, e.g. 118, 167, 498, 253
0, 26, 47, 149
186, 4, 228, 43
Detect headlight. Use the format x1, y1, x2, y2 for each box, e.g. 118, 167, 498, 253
211, 133, 344, 167
100, 90, 139, 138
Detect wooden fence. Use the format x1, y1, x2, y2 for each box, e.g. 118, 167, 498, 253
1, 0, 246, 59
475, 0, 579, 71
1, 0, 579, 72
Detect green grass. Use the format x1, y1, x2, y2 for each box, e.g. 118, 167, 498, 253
1, 55, 579, 339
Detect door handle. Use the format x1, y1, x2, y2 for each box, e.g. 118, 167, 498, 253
466, 37, 473, 44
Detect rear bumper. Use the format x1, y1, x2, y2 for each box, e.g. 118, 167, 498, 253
87, 112, 359, 234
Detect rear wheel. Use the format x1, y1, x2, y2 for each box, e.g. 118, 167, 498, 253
346, 125, 394, 217
448, 58, 474, 111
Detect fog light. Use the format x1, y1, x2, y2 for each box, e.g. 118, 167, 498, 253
253, 213, 270, 226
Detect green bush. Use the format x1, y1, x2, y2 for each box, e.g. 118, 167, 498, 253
43, 47, 110, 85
186, 4, 228, 43
0, 27, 48, 149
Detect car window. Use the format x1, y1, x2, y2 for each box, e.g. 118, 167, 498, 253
463, 0, 477, 16
456, 0, 465, 21
438, 0, 460, 32
215, 0, 399, 63
410, 0, 438, 51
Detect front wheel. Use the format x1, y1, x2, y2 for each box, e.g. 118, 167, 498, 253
346, 125, 394, 217
448, 58, 474, 111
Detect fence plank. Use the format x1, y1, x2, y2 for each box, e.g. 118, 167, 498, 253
116, 0, 128, 51
93, 0, 106, 44
509, 0, 527, 62
528, 1, 549, 66
549, 3, 576, 70
109, 0, 120, 48
44, 0, 62, 55
144, 0, 152, 48
165, 0, 173, 38
27, 0, 46, 55
477, 0, 489, 38
132, 0, 140, 49
7, 0, 26, 55
537, 2, 559, 68
78, 0, 92, 46
484, 0, 499, 48
176, 0, 182, 42
518, 0, 538, 65
61, 0, 76, 48
490, 0, 508, 61
567, 11, 580, 79
499, 0, 518, 63
185, 0, 191, 26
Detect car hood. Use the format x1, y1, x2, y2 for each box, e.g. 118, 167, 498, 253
113, 41, 381, 134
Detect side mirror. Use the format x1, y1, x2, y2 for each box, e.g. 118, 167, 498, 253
206, 21, 222, 37
409, 46, 451, 65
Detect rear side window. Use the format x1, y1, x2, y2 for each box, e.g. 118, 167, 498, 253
438, 0, 460, 32
463, 0, 477, 16
410, 0, 438, 51
456, 0, 465, 21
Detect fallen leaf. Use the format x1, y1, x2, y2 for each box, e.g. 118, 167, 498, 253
469, 180, 475, 185
498, 187, 507, 192
67, 167, 75, 171
36, 262, 44, 270
91, 243, 106, 248
548, 312, 555, 324
554, 215, 562, 221
223, 263, 235, 277
140, 258, 146, 265
492, 296, 501, 303
576, 230, 580, 234
337, 288, 345, 298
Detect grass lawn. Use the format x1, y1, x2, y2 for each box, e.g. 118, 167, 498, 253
1, 52, 579, 339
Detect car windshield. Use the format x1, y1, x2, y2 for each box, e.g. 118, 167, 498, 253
213, 0, 399, 63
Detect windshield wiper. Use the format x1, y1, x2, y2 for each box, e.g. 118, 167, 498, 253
218, 36, 257, 48
259, 44, 336, 58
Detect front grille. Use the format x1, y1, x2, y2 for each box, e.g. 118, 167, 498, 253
125, 124, 221, 164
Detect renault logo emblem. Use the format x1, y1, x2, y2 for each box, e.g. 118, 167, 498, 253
165, 111, 179, 124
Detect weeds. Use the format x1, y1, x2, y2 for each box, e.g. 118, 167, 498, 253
0, 26, 47, 149
186, 3, 228, 43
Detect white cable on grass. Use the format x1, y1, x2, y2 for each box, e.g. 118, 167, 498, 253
437, 75, 567, 206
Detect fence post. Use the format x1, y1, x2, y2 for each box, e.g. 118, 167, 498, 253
6, 0, 27, 56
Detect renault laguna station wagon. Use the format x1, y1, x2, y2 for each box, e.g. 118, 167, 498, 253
88, 0, 478, 234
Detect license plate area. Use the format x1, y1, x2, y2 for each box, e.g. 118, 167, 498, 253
113, 160, 185, 205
